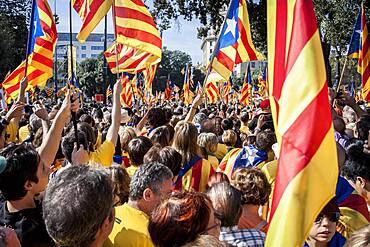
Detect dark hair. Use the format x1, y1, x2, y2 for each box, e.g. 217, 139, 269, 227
221, 118, 233, 131
256, 129, 276, 152
127, 136, 153, 167
341, 149, 370, 182
240, 112, 249, 124
0, 144, 39, 200
206, 182, 242, 227
147, 108, 167, 128
356, 115, 370, 141
61, 131, 89, 163
43, 165, 113, 247
78, 122, 97, 152
206, 172, 230, 190
129, 162, 173, 201
80, 114, 95, 127
143, 145, 162, 164
108, 165, 130, 206
150, 126, 171, 147
163, 108, 173, 124
158, 147, 182, 177
148, 191, 212, 247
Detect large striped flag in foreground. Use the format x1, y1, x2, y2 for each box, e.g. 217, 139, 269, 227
2, 0, 57, 100
347, 4, 370, 102
72, 0, 112, 43
212, 0, 262, 81
266, 0, 338, 246
105, 0, 162, 73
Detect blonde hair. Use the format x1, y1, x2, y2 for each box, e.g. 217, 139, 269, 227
119, 126, 137, 151
197, 133, 218, 157
173, 121, 199, 164
222, 129, 237, 147
344, 225, 370, 247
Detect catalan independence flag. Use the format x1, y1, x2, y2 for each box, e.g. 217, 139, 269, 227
164, 75, 172, 101
120, 74, 133, 108
265, 0, 338, 246
2, 0, 57, 100
142, 63, 157, 97
212, 0, 262, 81
205, 70, 223, 104
239, 63, 252, 105
72, 0, 112, 43
347, 4, 370, 102
174, 155, 214, 193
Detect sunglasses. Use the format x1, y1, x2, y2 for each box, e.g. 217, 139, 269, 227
315, 212, 340, 224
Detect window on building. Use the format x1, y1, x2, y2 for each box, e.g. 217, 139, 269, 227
210, 41, 213, 47
81, 54, 86, 58
81, 46, 87, 50
210, 49, 213, 54
91, 54, 98, 58
250, 62, 255, 68
91, 46, 104, 51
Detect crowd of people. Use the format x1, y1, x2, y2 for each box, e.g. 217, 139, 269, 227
0, 78, 369, 247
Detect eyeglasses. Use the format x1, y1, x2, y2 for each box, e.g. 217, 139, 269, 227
315, 212, 340, 224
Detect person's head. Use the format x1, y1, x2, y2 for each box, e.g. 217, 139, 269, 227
182, 235, 228, 247
197, 132, 218, 157
143, 145, 161, 164
80, 114, 95, 127
148, 191, 219, 247
344, 225, 370, 247
231, 168, 271, 206
240, 111, 249, 125
61, 130, 89, 164
147, 108, 167, 128
118, 126, 137, 152
341, 147, 370, 203
173, 121, 199, 164
163, 107, 173, 124
107, 165, 131, 207
0, 227, 21, 247
206, 182, 242, 227
158, 146, 182, 177
127, 136, 153, 167
356, 115, 370, 141
221, 118, 233, 131
193, 113, 208, 125
206, 172, 230, 190
307, 198, 340, 245
43, 165, 114, 247
78, 122, 97, 152
0, 143, 49, 201
149, 126, 171, 147
129, 162, 173, 215
222, 129, 237, 147
32, 127, 43, 148
256, 129, 276, 152
29, 113, 42, 134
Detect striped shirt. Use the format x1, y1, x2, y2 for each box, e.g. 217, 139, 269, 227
219, 226, 265, 247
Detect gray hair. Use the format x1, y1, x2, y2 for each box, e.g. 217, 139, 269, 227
130, 162, 173, 201
43, 165, 113, 247
193, 113, 208, 125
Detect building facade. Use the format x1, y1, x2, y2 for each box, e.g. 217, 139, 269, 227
56, 33, 115, 63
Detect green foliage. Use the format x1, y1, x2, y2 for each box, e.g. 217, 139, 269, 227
77, 58, 103, 97
152, 47, 192, 92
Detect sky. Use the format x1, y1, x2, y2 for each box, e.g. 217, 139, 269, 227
52, 1, 203, 64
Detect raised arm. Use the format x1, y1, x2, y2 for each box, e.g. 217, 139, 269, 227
38, 90, 79, 168
105, 81, 122, 146
185, 94, 204, 123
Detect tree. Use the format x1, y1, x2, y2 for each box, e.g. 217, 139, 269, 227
77, 58, 103, 97
152, 47, 192, 92
0, 0, 29, 81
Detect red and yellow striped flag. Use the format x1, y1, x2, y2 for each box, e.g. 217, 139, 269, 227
105, 0, 162, 73
72, 0, 112, 43
239, 64, 252, 106
205, 70, 223, 104
143, 64, 157, 96
266, 1, 338, 246
120, 75, 133, 108
2, 0, 57, 100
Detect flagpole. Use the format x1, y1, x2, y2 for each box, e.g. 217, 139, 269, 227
112, 0, 121, 82
69, 0, 80, 147
53, 0, 59, 103
202, 0, 234, 91
103, 15, 108, 105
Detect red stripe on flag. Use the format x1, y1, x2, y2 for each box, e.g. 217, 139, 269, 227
362, 64, 370, 84
237, 19, 257, 60
216, 51, 235, 71
285, 0, 317, 75
32, 53, 53, 68
35, 38, 54, 51
73, 0, 85, 13
362, 37, 370, 56
191, 159, 203, 192
5, 83, 20, 95
79, 0, 105, 30
116, 27, 162, 48
130, 0, 146, 7
269, 85, 332, 219
3, 66, 25, 83
340, 194, 370, 221
27, 70, 44, 82
115, 6, 156, 28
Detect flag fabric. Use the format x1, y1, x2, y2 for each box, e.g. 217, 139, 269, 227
164, 75, 172, 101
265, 0, 338, 246
205, 70, 223, 104
349, 81, 356, 97
211, 0, 262, 80
347, 4, 370, 102
143, 64, 157, 97
106, 0, 162, 73
174, 155, 215, 193
195, 81, 203, 94
258, 66, 268, 97
2, 0, 57, 100
120, 75, 133, 107
68, 45, 77, 81
223, 80, 232, 104
239, 63, 252, 105
183, 64, 194, 106
72, 0, 112, 43
106, 85, 113, 98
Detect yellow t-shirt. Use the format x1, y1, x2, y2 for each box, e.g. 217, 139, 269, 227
104, 204, 154, 247
215, 143, 228, 160
208, 155, 219, 170
260, 160, 278, 221
6, 121, 18, 143
240, 125, 249, 135
89, 140, 115, 167
127, 166, 138, 177
18, 125, 30, 142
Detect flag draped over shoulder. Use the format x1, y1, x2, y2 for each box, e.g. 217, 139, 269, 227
239, 63, 252, 105
72, 0, 112, 43
2, 0, 57, 100
212, 0, 262, 81
265, 0, 338, 246
347, 4, 370, 102
104, 0, 162, 73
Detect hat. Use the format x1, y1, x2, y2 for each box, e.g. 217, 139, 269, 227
260, 99, 270, 109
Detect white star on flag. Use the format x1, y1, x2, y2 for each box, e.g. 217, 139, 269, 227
224, 17, 237, 38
